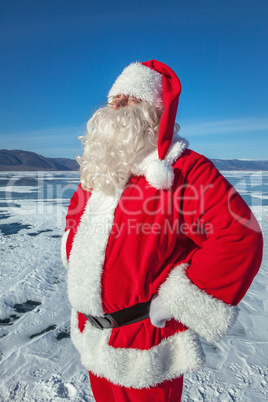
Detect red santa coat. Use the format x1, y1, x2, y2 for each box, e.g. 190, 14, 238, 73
61, 136, 263, 389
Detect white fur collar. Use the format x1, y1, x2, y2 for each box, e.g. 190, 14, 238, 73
132, 134, 189, 190
67, 189, 124, 316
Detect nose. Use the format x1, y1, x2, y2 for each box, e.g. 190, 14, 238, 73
112, 95, 128, 109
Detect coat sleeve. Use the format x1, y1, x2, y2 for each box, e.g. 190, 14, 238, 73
61, 186, 79, 269
61, 184, 91, 269
158, 154, 263, 342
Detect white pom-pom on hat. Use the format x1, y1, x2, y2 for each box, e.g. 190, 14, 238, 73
146, 160, 175, 190
132, 134, 189, 190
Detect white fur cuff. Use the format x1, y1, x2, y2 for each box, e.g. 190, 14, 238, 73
61, 229, 70, 269
158, 263, 238, 343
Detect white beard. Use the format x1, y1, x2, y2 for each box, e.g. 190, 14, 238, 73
77, 103, 161, 195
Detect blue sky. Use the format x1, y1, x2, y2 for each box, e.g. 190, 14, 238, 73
1, 0, 267, 160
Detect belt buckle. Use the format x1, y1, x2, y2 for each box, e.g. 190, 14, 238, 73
105, 314, 120, 328
84, 313, 120, 330
85, 314, 104, 330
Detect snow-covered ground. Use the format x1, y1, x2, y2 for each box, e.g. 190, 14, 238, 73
0, 170, 267, 401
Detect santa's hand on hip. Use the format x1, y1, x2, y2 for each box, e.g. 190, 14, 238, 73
149, 294, 173, 328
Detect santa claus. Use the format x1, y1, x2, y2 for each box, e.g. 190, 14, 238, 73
61, 60, 263, 401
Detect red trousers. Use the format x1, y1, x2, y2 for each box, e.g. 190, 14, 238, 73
89, 372, 183, 402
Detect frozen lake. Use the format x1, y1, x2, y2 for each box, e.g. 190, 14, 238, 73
0, 170, 267, 401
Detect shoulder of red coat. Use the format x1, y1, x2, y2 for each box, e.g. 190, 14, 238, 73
173, 148, 217, 171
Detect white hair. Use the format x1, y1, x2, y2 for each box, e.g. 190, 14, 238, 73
77, 103, 179, 194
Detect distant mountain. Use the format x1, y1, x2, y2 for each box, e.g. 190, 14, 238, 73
0, 149, 267, 171
47, 157, 79, 171
211, 159, 268, 171
0, 150, 79, 171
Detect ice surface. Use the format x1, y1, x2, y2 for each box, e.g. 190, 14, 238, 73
0, 171, 267, 401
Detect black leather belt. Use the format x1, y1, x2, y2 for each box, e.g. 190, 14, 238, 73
82, 298, 152, 330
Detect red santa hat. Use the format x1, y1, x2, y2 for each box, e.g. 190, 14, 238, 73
108, 60, 183, 189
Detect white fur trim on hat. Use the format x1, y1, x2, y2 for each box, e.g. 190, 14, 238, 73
108, 62, 163, 109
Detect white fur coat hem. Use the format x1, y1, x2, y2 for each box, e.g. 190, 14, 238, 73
70, 309, 204, 389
